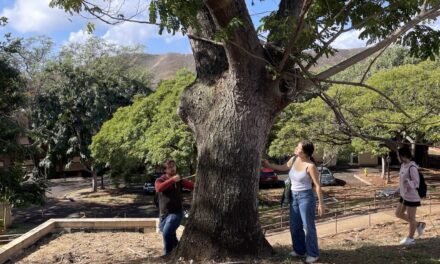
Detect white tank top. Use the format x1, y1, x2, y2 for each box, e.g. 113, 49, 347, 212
289, 165, 312, 191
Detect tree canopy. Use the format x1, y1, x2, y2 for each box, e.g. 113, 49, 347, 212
31, 38, 152, 183
0, 24, 46, 207
90, 70, 196, 180
269, 53, 440, 161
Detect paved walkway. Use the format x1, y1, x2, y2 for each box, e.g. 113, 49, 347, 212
267, 203, 440, 246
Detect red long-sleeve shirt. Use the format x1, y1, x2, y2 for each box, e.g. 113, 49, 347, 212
155, 175, 194, 216
155, 175, 194, 192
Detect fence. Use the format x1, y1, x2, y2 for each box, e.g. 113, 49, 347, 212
260, 188, 440, 235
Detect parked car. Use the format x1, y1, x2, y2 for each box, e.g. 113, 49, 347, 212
259, 167, 278, 187
143, 173, 162, 195
318, 166, 336, 186
375, 188, 396, 198
143, 182, 156, 194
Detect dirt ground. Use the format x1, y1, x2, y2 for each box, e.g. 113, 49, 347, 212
12, 211, 440, 264
9, 168, 440, 263
14, 231, 164, 264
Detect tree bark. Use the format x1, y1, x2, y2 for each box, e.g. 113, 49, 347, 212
91, 170, 98, 192
100, 174, 105, 189
381, 157, 386, 179
414, 144, 429, 168
176, 77, 279, 261
174, 1, 294, 261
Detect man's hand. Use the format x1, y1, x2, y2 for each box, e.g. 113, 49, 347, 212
261, 159, 270, 168
172, 175, 181, 182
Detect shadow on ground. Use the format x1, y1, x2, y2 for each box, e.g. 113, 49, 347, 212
270, 236, 440, 264
12, 190, 159, 228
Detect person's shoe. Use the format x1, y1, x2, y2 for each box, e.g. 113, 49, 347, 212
416, 222, 426, 237
399, 237, 415, 246
305, 256, 319, 263
289, 250, 305, 257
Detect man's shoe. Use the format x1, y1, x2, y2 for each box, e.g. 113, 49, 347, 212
399, 237, 415, 246
305, 256, 319, 263
289, 251, 305, 257
416, 222, 426, 237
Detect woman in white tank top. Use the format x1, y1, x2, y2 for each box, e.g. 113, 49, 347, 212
262, 140, 324, 263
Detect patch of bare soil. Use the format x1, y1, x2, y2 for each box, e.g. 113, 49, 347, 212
14, 231, 165, 264
13, 211, 440, 264
315, 212, 440, 264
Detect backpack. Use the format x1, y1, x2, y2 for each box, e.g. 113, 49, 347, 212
409, 165, 427, 198
280, 178, 291, 207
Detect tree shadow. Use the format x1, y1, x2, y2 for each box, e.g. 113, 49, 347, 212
270, 236, 440, 264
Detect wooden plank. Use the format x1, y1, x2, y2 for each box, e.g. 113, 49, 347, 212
0, 219, 55, 264
54, 218, 158, 230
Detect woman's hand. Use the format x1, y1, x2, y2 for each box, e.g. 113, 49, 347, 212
318, 203, 325, 217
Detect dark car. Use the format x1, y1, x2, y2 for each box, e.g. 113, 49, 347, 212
143, 173, 162, 194
259, 167, 278, 187
318, 166, 336, 186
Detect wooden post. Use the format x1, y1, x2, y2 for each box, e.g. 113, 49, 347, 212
1, 203, 12, 231
368, 204, 371, 226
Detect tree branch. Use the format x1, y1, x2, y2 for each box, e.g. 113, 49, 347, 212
82, 1, 160, 26
186, 6, 228, 79
204, 0, 264, 66
314, 78, 412, 119
315, 7, 440, 81
318, 92, 398, 151
314, 0, 354, 41
277, 0, 314, 73
187, 34, 223, 46
304, 25, 346, 71
359, 43, 391, 83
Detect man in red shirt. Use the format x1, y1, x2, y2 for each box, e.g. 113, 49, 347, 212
155, 159, 194, 256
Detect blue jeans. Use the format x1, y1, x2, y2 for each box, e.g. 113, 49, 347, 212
159, 213, 183, 255
289, 189, 319, 258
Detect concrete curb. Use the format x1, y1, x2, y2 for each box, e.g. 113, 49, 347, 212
353, 174, 373, 186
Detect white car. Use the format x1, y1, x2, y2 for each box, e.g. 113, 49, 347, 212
318, 166, 336, 186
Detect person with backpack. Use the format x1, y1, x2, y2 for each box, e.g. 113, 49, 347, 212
262, 140, 324, 263
395, 147, 426, 246
155, 159, 194, 256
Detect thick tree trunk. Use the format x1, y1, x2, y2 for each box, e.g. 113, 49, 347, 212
381, 157, 386, 179
100, 174, 105, 189
91, 170, 98, 192
414, 144, 429, 167
174, 2, 291, 261
176, 77, 278, 261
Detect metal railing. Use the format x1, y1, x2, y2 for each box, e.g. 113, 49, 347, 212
261, 188, 440, 235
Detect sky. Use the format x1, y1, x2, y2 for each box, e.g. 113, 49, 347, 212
1, 0, 437, 55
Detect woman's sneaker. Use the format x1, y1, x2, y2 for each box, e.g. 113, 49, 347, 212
416, 222, 426, 237
399, 237, 415, 246
306, 256, 319, 263
289, 251, 305, 257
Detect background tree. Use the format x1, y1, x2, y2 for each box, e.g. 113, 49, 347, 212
90, 70, 196, 182
270, 58, 440, 171
31, 38, 152, 192
0, 19, 46, 212
51, 0, 440, 260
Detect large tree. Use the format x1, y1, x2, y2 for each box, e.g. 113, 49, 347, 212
0, 19, 46, 210
31, 38, 152, 191
51, 0, 440, 261
268, 48, 440, 170
90, 70, 196, 181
